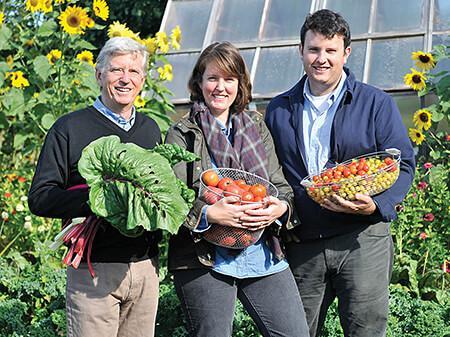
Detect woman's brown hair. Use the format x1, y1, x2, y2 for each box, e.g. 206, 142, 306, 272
188, 41, 252, 113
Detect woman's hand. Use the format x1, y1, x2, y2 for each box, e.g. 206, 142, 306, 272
206, 196, 263, 228
240, 196, 288, 231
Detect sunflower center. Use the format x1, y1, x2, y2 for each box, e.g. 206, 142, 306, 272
416, 132, 421, 137
419, 55, 430, 63
94, 6, 100, 13
412, 75, 422, 83
419, 113, 429, 122
68, 14, 80, 28
31, 0, 39, 6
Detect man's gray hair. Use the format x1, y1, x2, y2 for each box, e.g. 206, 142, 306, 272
95, 37, 149, 75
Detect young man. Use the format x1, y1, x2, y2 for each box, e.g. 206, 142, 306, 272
265, 9, 415, 337
28, 37, 161, 337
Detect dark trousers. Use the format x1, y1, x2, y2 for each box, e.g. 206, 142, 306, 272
173, 267, 310, 337
286, 222, 393, 337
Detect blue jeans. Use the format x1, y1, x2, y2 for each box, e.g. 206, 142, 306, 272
286, 222, 393, 337
173, 268, 310, 337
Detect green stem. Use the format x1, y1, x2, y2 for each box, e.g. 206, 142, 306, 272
0, 230, 23, 257
421, 249, 429, 276
428, 130, 443, 147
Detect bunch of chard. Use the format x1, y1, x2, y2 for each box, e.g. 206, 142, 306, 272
48, 184, 100, 278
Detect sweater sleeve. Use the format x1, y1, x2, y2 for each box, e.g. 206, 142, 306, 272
28, 127, 91, 219
371, 95, 416, 222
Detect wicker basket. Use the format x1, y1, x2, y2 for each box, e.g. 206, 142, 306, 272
199, 168, 278, 249
301, 149, 401, 204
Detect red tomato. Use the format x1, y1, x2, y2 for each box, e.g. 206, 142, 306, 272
241, 191, 254, 202
253, 196, 263, 203
217, 177, 235, 190
202, 171, 220, 187
333, 170, 342, 180
384, 157, 394, 165
342, 168, 351, 178
223, 184, 242, 197
235, 179, 246, 187
241, 233, 254, 246
220, 236, 237, 247
249, 184, 267, 198
202, 187, 223, 205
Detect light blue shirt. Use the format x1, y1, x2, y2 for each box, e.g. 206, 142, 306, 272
195, 111, 288, 278
302, 72, 347, 175
93, 97, 136, 131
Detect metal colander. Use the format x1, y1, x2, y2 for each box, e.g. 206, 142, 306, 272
199, 168, 279, 249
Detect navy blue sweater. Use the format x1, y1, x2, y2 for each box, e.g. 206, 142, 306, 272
265, 68, 415, 240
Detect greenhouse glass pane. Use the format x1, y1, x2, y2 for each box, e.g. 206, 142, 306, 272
253, 46, 303, 96
374, 0, 425, 32
346, 41, 366, 82
212, 0, 264, 43
325, 0, 371, 35
434, 0, 450, 31
164, 0, 212, 50
432, 35, 450, 75
391, 93, 420, 128
239, 49, 256, 73
262, 0, 311, 41
368, 36, 423, 89
164, 53, 200, 100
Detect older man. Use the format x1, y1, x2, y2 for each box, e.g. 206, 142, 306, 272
28, 37, 161, 337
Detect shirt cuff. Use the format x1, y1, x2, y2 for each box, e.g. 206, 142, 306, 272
192, 206, 211, 233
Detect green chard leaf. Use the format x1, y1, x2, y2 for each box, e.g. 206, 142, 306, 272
78, 136, 195, 237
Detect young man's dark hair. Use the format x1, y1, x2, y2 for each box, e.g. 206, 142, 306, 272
300, 9, 351, 49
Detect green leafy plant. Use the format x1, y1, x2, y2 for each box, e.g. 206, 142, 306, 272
0, 0, 179, 163
78, 136, 198, 236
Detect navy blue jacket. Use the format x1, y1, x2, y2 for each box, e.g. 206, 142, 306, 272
265, 68, 415, 240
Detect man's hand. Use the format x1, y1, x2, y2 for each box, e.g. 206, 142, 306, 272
321, 193, 376, 215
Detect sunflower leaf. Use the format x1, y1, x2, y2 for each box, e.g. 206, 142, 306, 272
78, 136, 194, 237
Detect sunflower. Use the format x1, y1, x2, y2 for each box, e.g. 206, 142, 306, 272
76, 50, 94, 66
46, 49, 62, 65
54, 0, 65, 3
412, 51, 436, 71
0, 12, 4, 26
6, 55, 13, 68
155, 31, 169, 53
157, 63, 173, 82
141, 37, 157, 55
25, 0, 41, 12
403, 68, 426, 91
108, 21, 135, 38
134, 95, 146, 108
58, 5, 89, 35
409, 128, 425, 145
413, 109, 432, 131
93, 0, 109, 21
41, 0, 53, 13
170, 25, 181, 50
86, 17, 95, 28
6, 71, 30, 89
